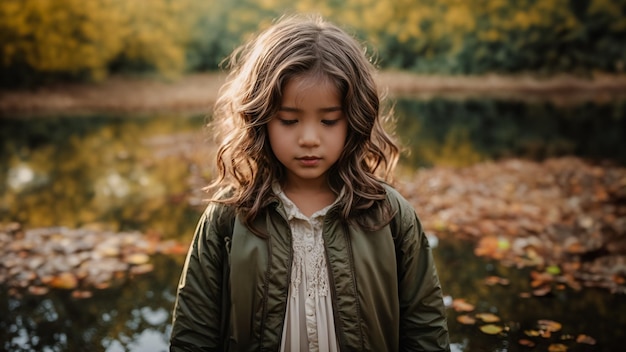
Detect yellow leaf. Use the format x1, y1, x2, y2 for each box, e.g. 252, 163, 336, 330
538, 319, 562, 332
476, 313, 501, 323
125, 253, 150, 265
480, 324, 504, 335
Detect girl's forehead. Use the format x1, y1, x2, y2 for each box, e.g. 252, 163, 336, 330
282, 72, 340, 95
282, 74, 341, 104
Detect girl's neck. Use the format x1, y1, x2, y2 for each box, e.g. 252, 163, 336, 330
282, 182, 337, 218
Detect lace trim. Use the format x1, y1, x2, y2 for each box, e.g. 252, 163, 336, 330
290, 220, 329, 298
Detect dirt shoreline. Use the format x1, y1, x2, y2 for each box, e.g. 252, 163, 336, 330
1, 71, 626, 116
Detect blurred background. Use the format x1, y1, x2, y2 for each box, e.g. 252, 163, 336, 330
1, 0, 625, 85
1, 0, 626, 351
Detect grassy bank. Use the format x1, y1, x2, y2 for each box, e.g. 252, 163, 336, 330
2, 71, 626, 117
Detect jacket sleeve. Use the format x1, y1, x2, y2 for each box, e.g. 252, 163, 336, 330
170, 200, 235, 351
388, 186, 451, 352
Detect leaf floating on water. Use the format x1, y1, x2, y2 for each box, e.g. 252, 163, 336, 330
28, 285, 50, 295
531, 270, 554, 287
576, 334, 597, 345
546, 265, 561, 275
548, 343, 568, 352
525, 330, 541, 337
130, 263, 154, 275
125, 253, 150, 265
532, 285, 552, 296
72, 290, 93, 299
452, 298, 475, 312
538, 319, 562, 332
49, 272, 78, 290
476, 313, 501, 323
479, 324, 504, 335
98, 245, 120, 257
484, 275, 510, 286
456, 314, 476, 325
518, 339, 536, 347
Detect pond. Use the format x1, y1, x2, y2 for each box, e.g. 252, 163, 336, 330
1, 97, 625, 351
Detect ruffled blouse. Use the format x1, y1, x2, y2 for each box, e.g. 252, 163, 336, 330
275, 186, 340, 352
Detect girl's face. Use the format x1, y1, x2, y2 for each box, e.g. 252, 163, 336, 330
267, 74, 348, 190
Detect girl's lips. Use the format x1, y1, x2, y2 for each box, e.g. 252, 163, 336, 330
297, 157, 321, 166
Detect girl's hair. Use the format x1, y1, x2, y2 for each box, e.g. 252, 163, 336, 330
209, 14, 399, 235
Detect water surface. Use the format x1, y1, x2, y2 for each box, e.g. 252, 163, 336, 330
1, 98, 625, 351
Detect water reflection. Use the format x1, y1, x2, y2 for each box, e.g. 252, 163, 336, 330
438, 238, 626, 352
1, 99, 625, 351
0, 114, 210, 237
2, 239, 624, 351
1, 255, 184, 352
394, 98, 626, 168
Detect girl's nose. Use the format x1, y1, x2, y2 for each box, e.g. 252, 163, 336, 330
298, 124, 320, 146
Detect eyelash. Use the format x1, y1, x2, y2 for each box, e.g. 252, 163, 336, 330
279, 118, 297, 126
278, 118, 340, 126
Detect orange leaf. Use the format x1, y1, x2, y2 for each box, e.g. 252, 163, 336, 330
456, 314, 476, 325
72, 290, 93, 299
49, 272, 78, 290
532, 285, 552, 296
452, 298, 475, 312
548, 343, 568, 352
476, 313, 501, 323
485, 276, 510, 286
538, 319, 562, 332
576, 334, 596, 345
518, 339, 535, 347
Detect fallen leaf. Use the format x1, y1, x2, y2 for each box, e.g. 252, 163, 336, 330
548, 343, 568, 352
538, 319, 562, 332
576, 334, 596, 345
456, 314, 476, 325
125, 253, 150, 265
525, 330, 541, 337
532, 285, 552, 296
546, 265, 561, 275
476, 313, 501, 323
130, 263, 154, 275
452, 298, 475, 312
479, 324, 504, 335
72, 290, 93, 299
49, 272, 78, 290
518, 339, 535, 347
485, 276, 510, 286
28, 286, 50, 295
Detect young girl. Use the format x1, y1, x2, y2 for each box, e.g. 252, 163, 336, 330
170, 15, 450, 352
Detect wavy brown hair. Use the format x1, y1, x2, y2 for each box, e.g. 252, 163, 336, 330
208, 14, 399, 236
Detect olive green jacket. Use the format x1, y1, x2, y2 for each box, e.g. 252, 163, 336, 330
170, 185, 450, 351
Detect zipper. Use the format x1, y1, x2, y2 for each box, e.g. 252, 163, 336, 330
259, 208, 293, 350
323, 224, 346, 352
341, 220, 365, 350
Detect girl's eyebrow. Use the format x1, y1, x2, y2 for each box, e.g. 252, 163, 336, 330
278, 106, 343, 113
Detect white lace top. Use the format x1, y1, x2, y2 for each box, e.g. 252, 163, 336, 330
275, 187, 340, 352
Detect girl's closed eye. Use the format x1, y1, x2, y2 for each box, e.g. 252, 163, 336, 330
278, 118, 298, 126
321, 119, 341, 126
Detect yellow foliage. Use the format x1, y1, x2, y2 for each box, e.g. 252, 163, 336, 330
422, 128, 484, 168
0, 0, 198, 79
0, 0, 621, 80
